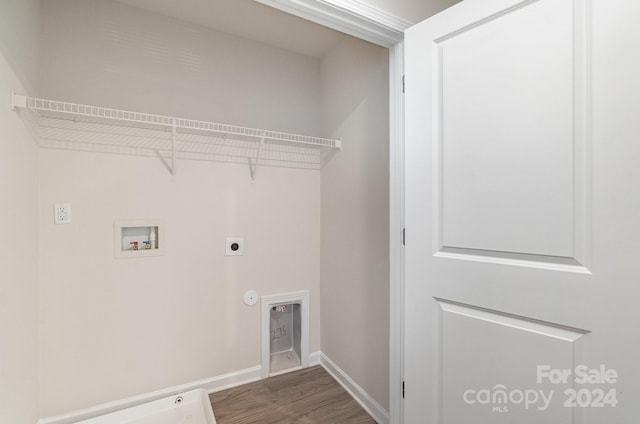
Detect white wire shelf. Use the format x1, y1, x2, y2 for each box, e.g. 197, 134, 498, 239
10, 92, 341, 178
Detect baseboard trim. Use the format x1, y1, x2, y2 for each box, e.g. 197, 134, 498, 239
319, 353, 390, 424
37, 365, 262, 424
37, 350, 370, 424
309, 350, 321, 366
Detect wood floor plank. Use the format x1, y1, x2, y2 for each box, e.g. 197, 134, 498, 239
209, 366, 377, 424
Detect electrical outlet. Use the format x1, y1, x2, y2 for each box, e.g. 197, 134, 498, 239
54, 203, 71, 224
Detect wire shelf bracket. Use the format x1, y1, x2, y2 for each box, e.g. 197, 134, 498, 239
10, 92, 342, 178
249, 132, 266, 181
170, 118, 177, 176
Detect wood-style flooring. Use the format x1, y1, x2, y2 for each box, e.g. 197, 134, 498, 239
209, 365, 377, 424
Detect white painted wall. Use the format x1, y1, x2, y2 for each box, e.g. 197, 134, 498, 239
359, 0, 461, 24
320, 36, 390, 410
38, 153, 320, 415
0, 2, 40, 423
0, 41, 40, 424
39, 0, 321, 135
38, 0, 322, 416
0, 0, 40, 95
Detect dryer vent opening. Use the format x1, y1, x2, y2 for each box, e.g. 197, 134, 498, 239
270, 303, 301, 373
261, 291, 309, 378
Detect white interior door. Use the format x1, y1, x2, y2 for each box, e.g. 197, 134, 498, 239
404, 0, 640, 422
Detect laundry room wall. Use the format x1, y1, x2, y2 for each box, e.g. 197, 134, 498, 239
0, 1, 40, 423
0, 0, 40, 94
37, 0, 322, 416
320, 36, 390, 411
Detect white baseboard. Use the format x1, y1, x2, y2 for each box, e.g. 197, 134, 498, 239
309, 350, 321, 366
37, 365, 262, 424
36, 350, 380, 424
319, 353, 390, 424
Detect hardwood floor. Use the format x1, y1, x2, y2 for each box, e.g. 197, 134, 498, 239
209, 366, 376, 424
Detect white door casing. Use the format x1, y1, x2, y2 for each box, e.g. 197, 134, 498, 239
405, 0, 640, 423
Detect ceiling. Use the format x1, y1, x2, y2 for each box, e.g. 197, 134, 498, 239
114, 0, 347, 59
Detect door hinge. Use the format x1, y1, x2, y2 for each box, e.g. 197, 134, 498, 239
402, 381, 405, 399
402, 228, 405, 246
402, 75, 405, 93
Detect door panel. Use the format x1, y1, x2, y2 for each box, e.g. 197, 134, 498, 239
439, 299, 586, 423
432, 0, 590, 268
404, 0, 640, 422
439, 0, 574, 257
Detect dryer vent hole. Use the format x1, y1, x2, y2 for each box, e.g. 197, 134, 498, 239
262, 292, 309, 378
269, 302, 301, 374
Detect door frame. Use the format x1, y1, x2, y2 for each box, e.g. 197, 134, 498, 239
255, 2, 408, 423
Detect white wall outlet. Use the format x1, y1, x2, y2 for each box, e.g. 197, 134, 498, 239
226, 237, 244, 256
54, 203, 71, 224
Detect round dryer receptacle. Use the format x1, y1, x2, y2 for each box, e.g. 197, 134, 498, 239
244, 290, 259, 306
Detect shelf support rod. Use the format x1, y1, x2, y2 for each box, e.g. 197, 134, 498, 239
170, 118, 176, 176
250, 131, 266, 181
